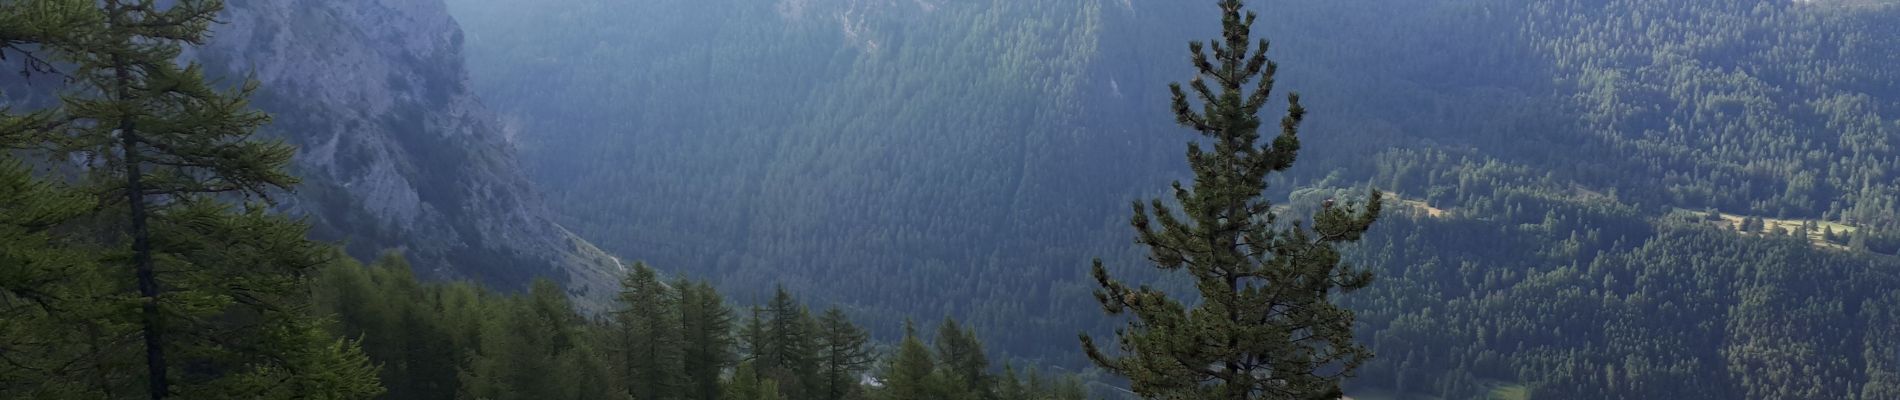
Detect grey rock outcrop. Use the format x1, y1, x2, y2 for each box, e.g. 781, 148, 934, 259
194, 0, 622, 305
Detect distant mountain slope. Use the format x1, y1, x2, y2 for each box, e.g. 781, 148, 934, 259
190, 0, 622, 303
446, 0, 1154, 341
444, 0, 1900, 383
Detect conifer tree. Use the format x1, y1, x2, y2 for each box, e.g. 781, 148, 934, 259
816, 308, 876, 400
464, 280, 598, 400
998, 364, 1028, 400
883, 322, 939, 400
1850, 230, 1871, 251
0, 157, 110, 398
59, 2, 285, 393
727, 362, 785, 400
8, 1, 381, 398
933, 318, 993, 399
680, 279, 737, 400
758, 287, 820, 400
613, 263, 686, 400
2, 4, 120, 397
2, 22, 105, 390
741, 306, 769, 360
312, 255, 444, 399
1081, 1, 1383, 398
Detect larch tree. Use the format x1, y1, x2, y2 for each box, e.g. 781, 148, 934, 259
1080, 1, 1384, 399
933, 318, 992, 400
10, 0, 381, 398
727, 362, 785, 400
0, 145, 108, 399
613, 262, 685, 400
679, 279, 737, 400
2, 4, 106, 395
463, 280, 599, 400
815, 307, 875, 400
758, 287, 820, 400
882, 321, 939, 400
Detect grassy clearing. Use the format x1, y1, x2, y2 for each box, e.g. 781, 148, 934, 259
1343, 389, 1440, 400
1389, 195, 1449, 218
1677, 209, 1858, 250
1345, 380, 1527, 400
1486, 384, 1530, 400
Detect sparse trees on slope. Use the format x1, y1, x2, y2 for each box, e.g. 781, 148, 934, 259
1080, 0, 1383, 398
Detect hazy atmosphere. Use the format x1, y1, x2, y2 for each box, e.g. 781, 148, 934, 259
5, 0, 1900, 399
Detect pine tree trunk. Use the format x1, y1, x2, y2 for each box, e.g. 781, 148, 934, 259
106, 1, 167, 397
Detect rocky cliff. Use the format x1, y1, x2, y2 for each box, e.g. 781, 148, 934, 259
192, 0, 621, 304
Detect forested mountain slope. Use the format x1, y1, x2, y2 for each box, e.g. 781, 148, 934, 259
183, 0, 624, 300
443, 0, 1900, 397
448, 0, 1162, 348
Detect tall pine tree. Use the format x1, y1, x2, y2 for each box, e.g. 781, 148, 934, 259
1080, 1, 1383, 398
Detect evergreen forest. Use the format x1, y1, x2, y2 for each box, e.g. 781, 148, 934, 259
6, 0, 1900, 399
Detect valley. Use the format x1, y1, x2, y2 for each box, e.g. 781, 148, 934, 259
5, 0, 1899, 398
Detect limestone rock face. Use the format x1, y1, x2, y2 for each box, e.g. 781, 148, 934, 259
195, 0, 622, 305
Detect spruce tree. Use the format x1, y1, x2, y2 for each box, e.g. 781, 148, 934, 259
613, 263, 685, 400
816, 308, 875, 400
1080, 1, 1383, 398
